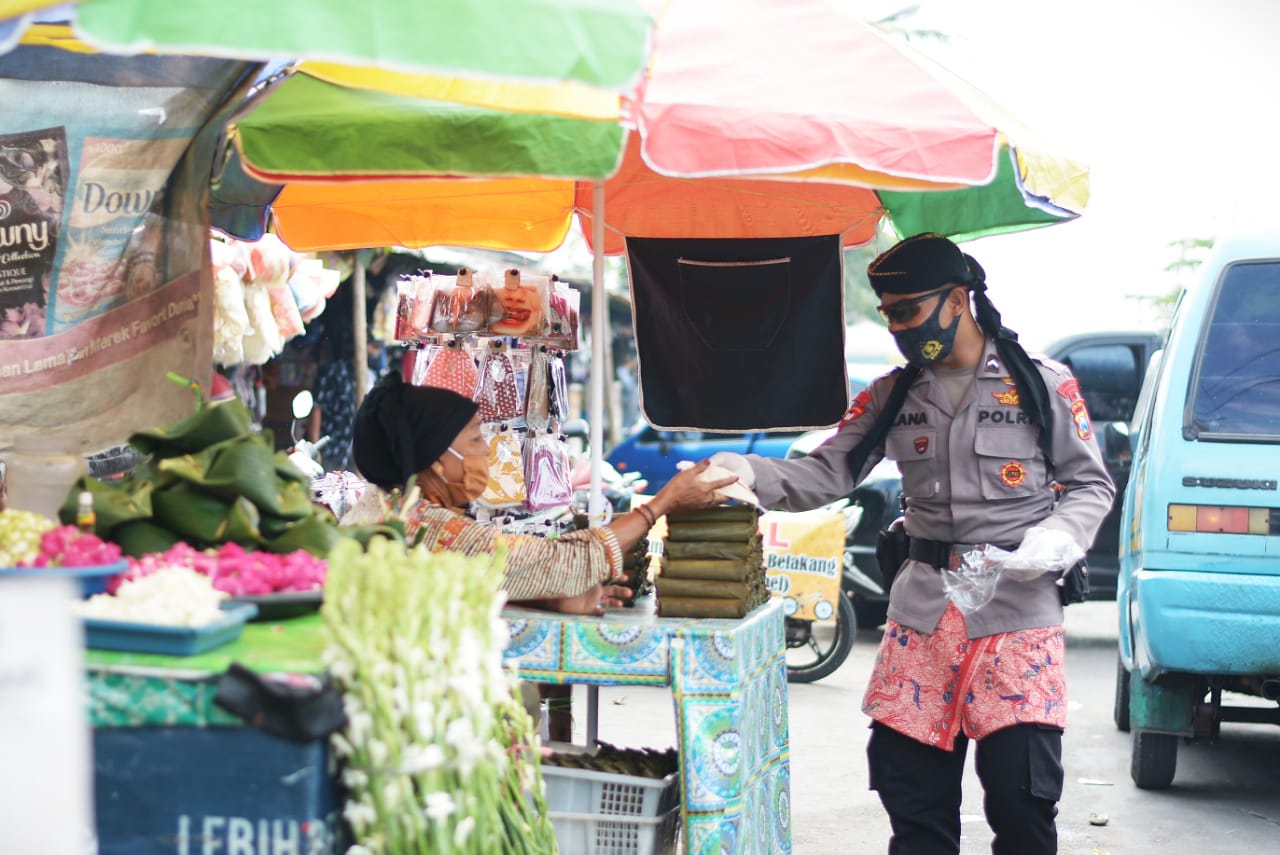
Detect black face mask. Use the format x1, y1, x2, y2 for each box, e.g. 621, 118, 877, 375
892, 293, 959, 366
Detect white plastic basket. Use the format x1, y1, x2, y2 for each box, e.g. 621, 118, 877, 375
542, 765, 681, 855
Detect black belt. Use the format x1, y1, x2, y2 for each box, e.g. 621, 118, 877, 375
907, 537, 1018, 569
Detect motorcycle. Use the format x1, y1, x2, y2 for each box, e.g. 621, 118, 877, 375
285, 390, 330, 480
783, 494, 891, 684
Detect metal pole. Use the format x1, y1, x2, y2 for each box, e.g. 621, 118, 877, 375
352, 255, 369, 406
589, 181, 607, 524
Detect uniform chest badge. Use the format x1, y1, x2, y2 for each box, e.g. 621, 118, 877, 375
991, 387, 1020, 406
999, 461, 1026, 487
914, 436, 929, 454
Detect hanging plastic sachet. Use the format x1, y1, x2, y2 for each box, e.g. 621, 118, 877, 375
474, 339, 522, 422
523, 429, 573, 512
422, 338, 479, 397
478, 421, 527, 508
525, 346, 552, 431
547, 351, 569, 423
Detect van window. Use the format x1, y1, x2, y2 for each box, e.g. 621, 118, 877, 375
1189, 261, 1280, 441
1062, 344, 1142, 422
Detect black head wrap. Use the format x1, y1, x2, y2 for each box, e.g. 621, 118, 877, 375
351, 371, 479, 490
868, 233, 1055, 467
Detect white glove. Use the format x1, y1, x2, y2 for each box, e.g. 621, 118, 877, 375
707, 451, 756, 489
998, 526, 1085, 583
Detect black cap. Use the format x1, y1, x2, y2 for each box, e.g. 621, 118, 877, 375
352, 371, 478, 490
867, 233, 976, 296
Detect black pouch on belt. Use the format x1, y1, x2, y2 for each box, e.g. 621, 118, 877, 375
875, 518, 910, 593
1059, 561, 1090, 605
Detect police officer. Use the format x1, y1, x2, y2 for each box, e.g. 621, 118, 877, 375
710, 233, 1115, 855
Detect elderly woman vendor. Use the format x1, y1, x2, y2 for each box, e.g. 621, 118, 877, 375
349, 372, 735, 616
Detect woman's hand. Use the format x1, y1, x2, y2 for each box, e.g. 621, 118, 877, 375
521, 581, 633, 617
652, 459, 740, 517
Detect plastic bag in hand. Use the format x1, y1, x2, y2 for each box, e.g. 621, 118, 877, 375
940, 545, 1008, 614
998, 526, 1085, 582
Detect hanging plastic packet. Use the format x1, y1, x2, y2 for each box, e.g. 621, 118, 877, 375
490, 268, 548, 336
547, 350, 569, 423
542, 277, 581, 350
421, 337, 478, 396
524, 346, 552, 430
474, 339, 522, 422
524, 429, 573, 512
395, 272, 434, 342
478, 421, 526, 508
940, 545, 1008, 614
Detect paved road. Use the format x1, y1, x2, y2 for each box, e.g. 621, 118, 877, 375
576, 601, 1280, 853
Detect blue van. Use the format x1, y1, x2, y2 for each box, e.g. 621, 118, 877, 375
1116, 232, 1280, 789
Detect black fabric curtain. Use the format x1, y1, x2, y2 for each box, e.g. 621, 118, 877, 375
627, 235, 848, 431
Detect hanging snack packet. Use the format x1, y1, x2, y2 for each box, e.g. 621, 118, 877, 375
478, 421, 526, 508
474, 339, 522, 422
422, 337, 479, 397
489, 268, 547, 336
548, 350, 569, 423
524, 429, 573, 512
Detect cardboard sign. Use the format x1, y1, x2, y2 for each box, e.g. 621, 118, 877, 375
760, 509, 844, 621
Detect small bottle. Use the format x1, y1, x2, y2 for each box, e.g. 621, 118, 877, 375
76, 490, 96, 533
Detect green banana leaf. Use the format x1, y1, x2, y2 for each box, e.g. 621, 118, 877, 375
129, 400, 255, 457
337, 522, 407, 550
150, 483, 263, 546
57, 474, 154, 535
158, 435, 313, 519
110, 520, 183, 557
263, 512, 341, 557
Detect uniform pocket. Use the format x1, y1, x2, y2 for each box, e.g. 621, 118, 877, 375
885, 428, 938, 498
974, 427, 1045, 499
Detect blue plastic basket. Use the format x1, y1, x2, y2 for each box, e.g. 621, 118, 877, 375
0, 559, 127, 597
83, 602, 259, 656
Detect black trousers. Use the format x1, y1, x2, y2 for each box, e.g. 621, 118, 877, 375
867, 721, 1063, 855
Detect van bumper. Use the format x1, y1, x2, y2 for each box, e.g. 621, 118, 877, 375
1131, 568, 1280, 677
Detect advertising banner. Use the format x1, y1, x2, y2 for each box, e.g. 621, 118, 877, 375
0, 46, 257, 453
761, 508, 844, 622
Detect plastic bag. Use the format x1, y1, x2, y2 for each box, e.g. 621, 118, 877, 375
523, 429, 572, 511
999, 526, 1085, 582
524, 345, 552, 430
428, 268, 499, 334
474, 340, 522, 422
422, 338, 479, 397
394, 272, 428, 342
541, 277, 580, 350
940, 545, 1007, 615
478, 421, 526, 508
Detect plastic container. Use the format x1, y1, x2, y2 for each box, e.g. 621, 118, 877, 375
82, 603, 258, 656
542, 765, 681, 855
3, 434, 86, 520
0, 560, 127, 597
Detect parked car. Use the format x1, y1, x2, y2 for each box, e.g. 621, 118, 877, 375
606, 425, 810, 494
607, 358, 889, 494
1115, 232, 1280, 789
787, 330, 1164, 628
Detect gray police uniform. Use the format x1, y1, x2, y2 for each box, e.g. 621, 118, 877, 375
743, 340, 1115, 638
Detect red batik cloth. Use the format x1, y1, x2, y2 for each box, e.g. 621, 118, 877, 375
862, 603, 1067, 750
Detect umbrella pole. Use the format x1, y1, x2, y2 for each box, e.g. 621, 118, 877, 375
589, 181, 607, 525
352, 256, 369, 406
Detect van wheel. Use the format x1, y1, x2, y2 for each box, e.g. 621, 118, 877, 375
1114, 656, 1131, 732
1131, 730, 1177, 789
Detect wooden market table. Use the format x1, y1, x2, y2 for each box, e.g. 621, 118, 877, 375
84, 599, 792, 855
504, 597, 792, 855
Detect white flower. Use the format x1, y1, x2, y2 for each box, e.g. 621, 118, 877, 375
331, 733, 355, 758
368, 739, 389, 768
424, 791, 456, 823
448, 672, 484, 709
343, 799, 377, 833
453, 816, 476, 846
411, 701, 436, 739
347, 711, 374, 745
345, 845, 373, 855
400, 744, 444, 775
341, 768, 369, 790
444, 717, 474, 746
382, 781, 401, 809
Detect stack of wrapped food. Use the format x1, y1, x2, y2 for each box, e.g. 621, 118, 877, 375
657, 505, 768, 618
